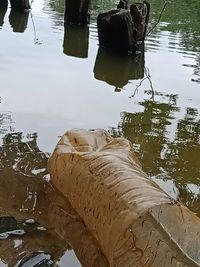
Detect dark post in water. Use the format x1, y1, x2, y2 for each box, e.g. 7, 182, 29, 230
10, 0, 30, 10
64, 0, 90, 25
97, 1, 150, 53
0, 0, 8, 27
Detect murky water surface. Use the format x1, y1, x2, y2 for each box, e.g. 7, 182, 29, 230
0, 0, 200, 265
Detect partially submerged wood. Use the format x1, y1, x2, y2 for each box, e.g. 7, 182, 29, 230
130, 1, 150, 40
97, 1, 150, 52
10, 0, 30, 10
45, 182, 109, 267
48, 129, 200, 266
64, 0, 90, 25
97, 9, 135, 52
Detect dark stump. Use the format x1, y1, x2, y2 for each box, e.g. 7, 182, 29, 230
0, 0, 8, 27
10, 0, 30, 10
97, 1, 150, 52
97, 9, 135, 52
65, 0, 90, 25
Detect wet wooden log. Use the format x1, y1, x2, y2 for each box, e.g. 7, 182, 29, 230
97, 10, 135, 52
130, 1, 150, 40
10, 0, 30, 10
97, 1, 150, 52
48, 129, 200, 267
117, 0, 128, 10
64, 0, 90, 25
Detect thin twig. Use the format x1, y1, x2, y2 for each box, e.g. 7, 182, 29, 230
129, 66, 155, 100
145, 67, 155, 101
146, 2, 168, 37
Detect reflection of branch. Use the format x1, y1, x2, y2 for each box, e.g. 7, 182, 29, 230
129, 66, 155, 100
145, 67, 155, 100
30, 11, 42, 45
129, 76, 148, 98
146, 2, 168, 37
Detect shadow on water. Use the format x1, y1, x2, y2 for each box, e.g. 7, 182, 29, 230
0, 0, 8, 28
93, 46, 145, 92
9, 9, 29, 33
111, 92, 200, 216
63, 24, 89, 59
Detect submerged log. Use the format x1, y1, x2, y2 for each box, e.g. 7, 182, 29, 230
48, 129, 200, 267
97, 1, 150, 52
64, 0, 90, 25
10, 0, 30, 10
45, 182, 109, 267
63, 25, 89, 58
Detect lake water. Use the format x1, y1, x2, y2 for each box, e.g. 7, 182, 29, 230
0, 0, 200, 265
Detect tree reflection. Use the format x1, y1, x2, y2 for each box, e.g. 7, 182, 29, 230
0, 132, 48, 177
147, 0, 200, 83
165, 108, 200, 183
116, 93, 200, 215
119, 93, 179, 175
0, 111, 14, 135
0, 130, 70, 266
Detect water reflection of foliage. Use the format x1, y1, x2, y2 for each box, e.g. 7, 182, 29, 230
0, 132, 70, 266
0, 132, 49, 177
164, 108, 200, 183
114, 93, 200, 215
0, 111, 14, 135
149, 0, 200, 81
119, 93, 179, 175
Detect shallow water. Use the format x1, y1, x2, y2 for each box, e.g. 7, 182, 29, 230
0, 0, 200, 265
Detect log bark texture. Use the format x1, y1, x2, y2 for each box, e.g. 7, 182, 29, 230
64, 0, 90, 25
97, 9, 135, 52
97, 1, 150, 52
48, 129, 200, 267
